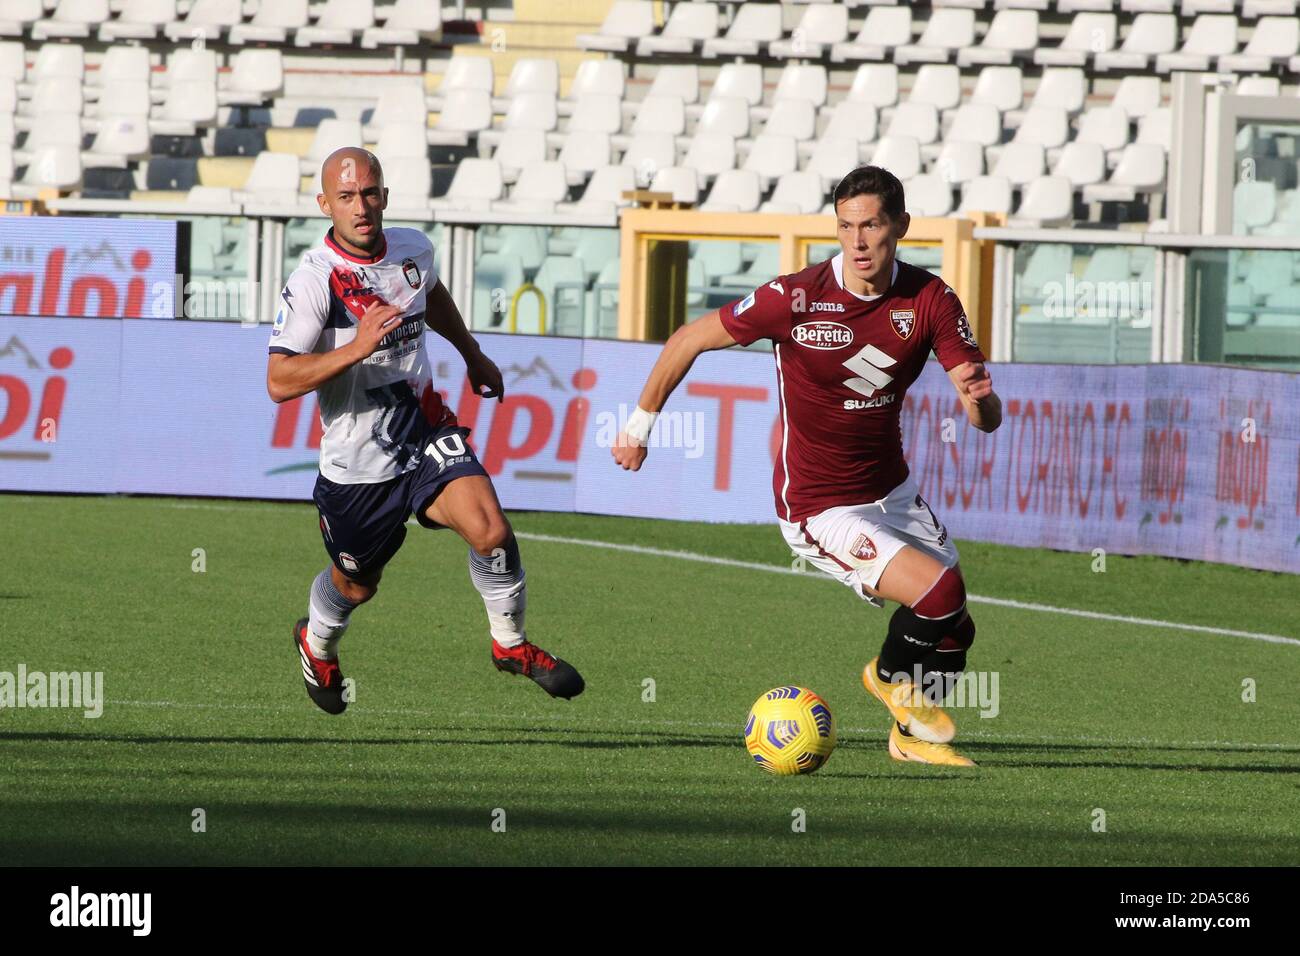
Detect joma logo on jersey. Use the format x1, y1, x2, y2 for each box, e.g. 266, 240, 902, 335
792, 321, 853, 350
809, 302, 845, 313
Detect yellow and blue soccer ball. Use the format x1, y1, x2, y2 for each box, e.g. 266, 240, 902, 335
744, 686, 836, 776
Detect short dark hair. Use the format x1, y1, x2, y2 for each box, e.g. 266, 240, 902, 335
833, 165, 906, 220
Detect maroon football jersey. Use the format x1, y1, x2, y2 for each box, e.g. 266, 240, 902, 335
719, 254, 986, 523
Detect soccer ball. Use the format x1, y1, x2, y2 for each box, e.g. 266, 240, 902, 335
744, 686, 836, 776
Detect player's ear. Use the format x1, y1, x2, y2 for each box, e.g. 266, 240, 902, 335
381, 186, 389, 210
316, 192, 329, 216
895, 211, 911, 240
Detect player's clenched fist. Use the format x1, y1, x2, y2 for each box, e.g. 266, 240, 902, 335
611, 432, 648, 471
353, 303, 404, 358
956, 362, 993, 402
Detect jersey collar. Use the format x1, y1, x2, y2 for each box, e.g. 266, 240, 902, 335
831, 253, 898, 302
325, 227, 387, 264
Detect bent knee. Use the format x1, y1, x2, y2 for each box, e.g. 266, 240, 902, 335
466, 512, 512, 557
333, 569, 379, 605
912, 565, 967, 620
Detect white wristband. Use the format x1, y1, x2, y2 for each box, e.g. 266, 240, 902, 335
625, 406, 658, 444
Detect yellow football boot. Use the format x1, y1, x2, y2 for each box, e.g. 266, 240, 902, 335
888, 724, 977, 767
862, 656, 956, 743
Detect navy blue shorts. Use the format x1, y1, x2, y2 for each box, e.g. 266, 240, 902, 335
313, 424, 488, 579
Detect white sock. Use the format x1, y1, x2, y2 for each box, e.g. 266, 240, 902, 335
468, 539, 526, 648
307, 568, 358, 660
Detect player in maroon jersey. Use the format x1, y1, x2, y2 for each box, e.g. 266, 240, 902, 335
612, 166, 1002, 765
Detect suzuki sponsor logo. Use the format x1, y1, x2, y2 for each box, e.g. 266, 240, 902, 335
792, 321, 853, 350
843, 393, 896, 410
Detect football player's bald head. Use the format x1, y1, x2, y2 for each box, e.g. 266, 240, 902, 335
318, 148, 388, 255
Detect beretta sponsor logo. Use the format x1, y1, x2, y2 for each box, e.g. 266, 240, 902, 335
792, 321, 853, 350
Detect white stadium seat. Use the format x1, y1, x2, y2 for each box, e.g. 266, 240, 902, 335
0, 43, 25, 84
958, 9, 1039, 66
905, 174, 955, 217
1012, 107, 1069, 148
577, 1, 655, 53
771, 65, 828, 110
498, 58, 560, 108
84, 113, 150, 167
958, 175, 1013, 215
769, 4, 848, 59
559, 164, 635, 217
361, 0, 442, 49
704, 3, 782, 59
1036, 13, 1117, 66
383, 156, 433, 208
897, 9, 976, 64
760, 171, 825, 215
621, 133, 676, 185
1008, 176, 1071, 227
375, 123, 430, 160
1221, 17, 1300, 72
296, 0, 375, 47
1095, 13, 1177, 70
1136, 108, 1172, 151
908, 65, 962, 112
32, 0, 108, 41
820, 100, 880, 147
301, 119, 363, 176
1076, 106, 1131, 155
426, 88, 491, 146
847, 64, 899, 110
229, 0, 308, 45
946, 102, 1002, 148
885, 102, 939, 145
568, 94, 622, 135
235, 152, 300, 205
0, 1, 43, 38
992, 141, 1046, 185
1083, 144, 1167, 202
700, 169, 761, 213
709, 63, 764, 107
761, 99, 816, 143
741, 134, 798, 188
869, 136, 922, 180
428, 56, 493, 113
1243, 1, 1298, 15
17, 145, 82, 195
219, 49, 284, 106
1026, 68, 1087, 117
99, 0, 174, 40
492, 129, 546, 184
1052, 141, 1107, 186
831, 6, 912, 62
933, 140, 985, 185
152, 77, 217, 134
683, 133, 736, 183
638, 2, 719, 56
31, 43, 85, 83
163, 0, 241, 42
647, 65, 699, 106
1155, 14, 1238, 72
650, 166, 700, 205
971, 66, 1024, 113
807, 137, 862, 188
558, 130, 612, 185
495, 161, 568, 214
629, 96, 686, 138
94, 46, 150, 88
566, 60, 625, 104
1111, 76, 1162, 120
430, 158, 504, 212
697, 97, 750, 139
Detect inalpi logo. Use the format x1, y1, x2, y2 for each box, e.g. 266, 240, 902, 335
0, 336, 72, 454
792, 321, 853, 350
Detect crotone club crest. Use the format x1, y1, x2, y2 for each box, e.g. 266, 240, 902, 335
889, 309, 915, 340
401, 257, 421, 289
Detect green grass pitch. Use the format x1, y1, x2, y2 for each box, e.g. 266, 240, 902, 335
1, 492, 1297, 866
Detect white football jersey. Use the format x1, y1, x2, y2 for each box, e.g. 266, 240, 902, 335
269, 226, 445, 484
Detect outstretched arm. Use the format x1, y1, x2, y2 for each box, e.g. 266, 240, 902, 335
424, 278, 504, 401
947, 361, 1002, 433
611, 310, 739, 471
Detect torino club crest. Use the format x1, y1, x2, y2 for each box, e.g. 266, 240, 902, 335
889, 309, 915, 339
850, 533, 878, 561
